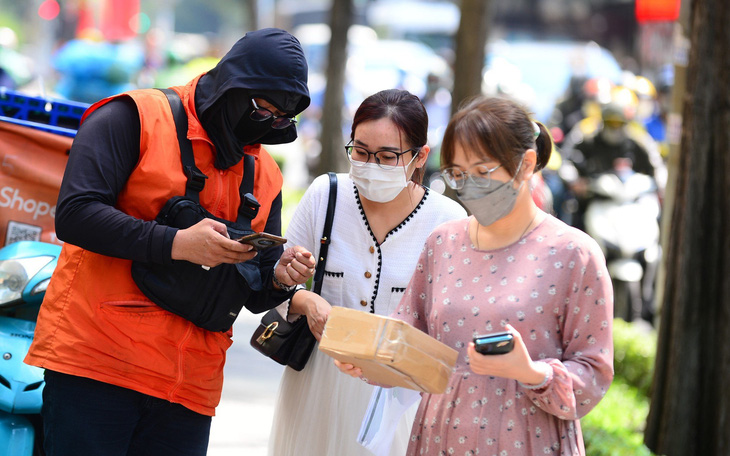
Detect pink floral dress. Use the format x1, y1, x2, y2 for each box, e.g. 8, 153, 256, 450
395, 215, 614, 456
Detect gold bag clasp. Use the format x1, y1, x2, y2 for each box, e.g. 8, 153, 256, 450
256, 321, 279, 344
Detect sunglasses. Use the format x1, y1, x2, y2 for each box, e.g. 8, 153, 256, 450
250, 99, 297, 130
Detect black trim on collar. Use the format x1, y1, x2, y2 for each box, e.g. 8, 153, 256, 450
353, 184, 430, 313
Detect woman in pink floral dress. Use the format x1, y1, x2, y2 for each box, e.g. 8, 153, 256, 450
339, 96, 613, 455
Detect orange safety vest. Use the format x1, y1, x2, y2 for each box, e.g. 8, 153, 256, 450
25, 78, 284, 416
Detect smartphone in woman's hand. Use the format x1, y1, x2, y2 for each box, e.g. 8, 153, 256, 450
473, 331, 514, 355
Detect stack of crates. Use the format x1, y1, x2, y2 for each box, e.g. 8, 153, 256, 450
0, 88, 89, 138
0, 89, 89, 246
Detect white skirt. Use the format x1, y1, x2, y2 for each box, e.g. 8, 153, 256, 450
268, 344, 417, 456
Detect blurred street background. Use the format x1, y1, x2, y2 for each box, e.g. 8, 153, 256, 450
207, 311, 284, 456
0, 0, 690, 455
0, 0, 678, 189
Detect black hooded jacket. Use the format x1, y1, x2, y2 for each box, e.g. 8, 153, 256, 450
196, 28, 310, 168
196, 28, 310, 129
54, 28, 310, 263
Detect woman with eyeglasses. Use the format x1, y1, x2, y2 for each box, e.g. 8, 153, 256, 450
268, 89, 467, 456
338, 96, 614, 455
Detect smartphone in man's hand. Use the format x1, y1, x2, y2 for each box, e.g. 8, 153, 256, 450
235, 232, 287, 250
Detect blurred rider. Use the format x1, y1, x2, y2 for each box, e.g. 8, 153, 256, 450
560, 86, 665, 229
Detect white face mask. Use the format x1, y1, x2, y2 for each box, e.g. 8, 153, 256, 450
349, 154, 417, 203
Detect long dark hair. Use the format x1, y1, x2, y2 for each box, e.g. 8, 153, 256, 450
441, 96, 552, 177
350, 89, 429, 184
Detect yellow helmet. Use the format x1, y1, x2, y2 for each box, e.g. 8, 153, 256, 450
582, 77, 614, 104
632, 75, 657, 100
601, 86, 638, 123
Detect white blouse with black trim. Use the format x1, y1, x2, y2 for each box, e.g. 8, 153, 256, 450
283, 173, 467, 317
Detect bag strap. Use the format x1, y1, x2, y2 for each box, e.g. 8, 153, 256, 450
158, 88, 259, 228
312, 172, 337, 295
159, 88, 207, 200
238, 150, 260, 223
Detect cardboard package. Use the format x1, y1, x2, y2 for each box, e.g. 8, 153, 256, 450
319, 307, 458, 394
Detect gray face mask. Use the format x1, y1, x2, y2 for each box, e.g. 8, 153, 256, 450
456, 158, 524, 227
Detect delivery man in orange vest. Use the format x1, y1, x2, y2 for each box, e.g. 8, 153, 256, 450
25, 28, 314, 455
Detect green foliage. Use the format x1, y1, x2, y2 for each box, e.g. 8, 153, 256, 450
612, 318, 657, 397
280, 185, 306, 234
271, 154, 286, 171
582, 319, 658, 455
583, 379, 654, 456
0, 4, 23, 34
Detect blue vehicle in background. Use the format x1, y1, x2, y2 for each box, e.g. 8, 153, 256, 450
0, 90, 87, 456
0, 241, 60, 456
52, 38, 145, 104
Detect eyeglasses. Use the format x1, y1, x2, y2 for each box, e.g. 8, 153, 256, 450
250, 99, 297, 130
345, 141, 420, 170
440, 164, 503, 190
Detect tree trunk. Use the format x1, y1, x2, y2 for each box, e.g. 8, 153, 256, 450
644, 0, 730, 454
440, 0, 491, 204
451, 0, 492, 114
314, 0, 353, 177
245, 0, 258, 31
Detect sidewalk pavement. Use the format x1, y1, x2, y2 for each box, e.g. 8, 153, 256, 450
207, 311, 285, 456
206, 140, 308, 455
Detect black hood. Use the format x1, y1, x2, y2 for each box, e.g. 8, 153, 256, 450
195, 28, 310, 159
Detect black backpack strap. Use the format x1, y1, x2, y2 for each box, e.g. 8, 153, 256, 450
159, 88, 207, 202
238, 154, 260, 227
312, 172, 337, 294
159, 88, 259, 229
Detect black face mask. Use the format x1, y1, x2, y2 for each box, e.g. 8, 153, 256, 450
234, 113, 274, 145
205, 93, 274, 170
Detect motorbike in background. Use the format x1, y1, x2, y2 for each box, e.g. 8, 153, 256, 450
582, 162, 661, 325
0, 89, 85, 455
0, 241, 61, 456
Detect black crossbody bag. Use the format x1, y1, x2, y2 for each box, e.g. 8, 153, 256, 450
250, 172, 337, 371
131, 88, 266, 332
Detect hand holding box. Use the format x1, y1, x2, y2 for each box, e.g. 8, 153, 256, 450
319, 307, 458, 394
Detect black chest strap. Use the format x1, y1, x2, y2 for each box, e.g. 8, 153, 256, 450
158, 88, 260, 228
